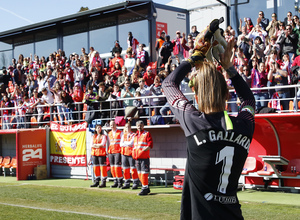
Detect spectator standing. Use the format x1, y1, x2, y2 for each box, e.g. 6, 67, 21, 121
266, 13, 280, 38
98, 82, 110, 126
172, 31, 184, 63
251, 62, 269, 111
80, 47, 88, 61
60, 90, 74, 122
181, 33, 194, 59
1, 95, 13, 129
264, 36, 280, 57
150, 75, 166, 115
110, 61, 122, 84
44, 69, 56, 89
121, 79, 135, 107
108, 120, 123, 188
136, 44, 149, 69
109, 51, 124, 70
40, 87, 54, 122
111, 40, 123, 57
132, 120, 153, 196
247, 24, 268, 43
251, 36, 266, 62
190, 25, 199, 39
124, 49, 136, 74
117, 66, 129, 89
257, 11, 269, 31
86, 71, 100, 93
12, 64, 23, 85
268, 61, 290, 111
72, 59, 86, 91
155, 31, 165, 54
277, 25, 298, 63
127, 32, 139, 56
48, 81, 65, 125
136, 78, 151, 116
284, 11, 293, 26
158, 35, 173, 67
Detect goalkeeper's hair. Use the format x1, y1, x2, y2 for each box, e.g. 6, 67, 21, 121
194, 61, 228, 114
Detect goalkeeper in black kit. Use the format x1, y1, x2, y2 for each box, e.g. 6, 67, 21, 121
162, 18, 255, 220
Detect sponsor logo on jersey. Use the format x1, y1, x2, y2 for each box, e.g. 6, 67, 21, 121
204, 192, 237, 204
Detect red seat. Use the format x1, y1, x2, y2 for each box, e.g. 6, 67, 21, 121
10, 157, 17, 169
1, 156, 11, 168
0, 156, 3, 168
257, 162, 275, 176
281, 159, 300, 177
242, 157, 257, 174
2, 156, 11, 177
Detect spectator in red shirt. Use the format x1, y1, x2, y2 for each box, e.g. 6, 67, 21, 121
143, 66, 155, 86
109, 51, 124, 71
292, 54, 300, 67
64, 63, 74, 83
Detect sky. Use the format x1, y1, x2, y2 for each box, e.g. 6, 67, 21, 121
0, 0, 171, 33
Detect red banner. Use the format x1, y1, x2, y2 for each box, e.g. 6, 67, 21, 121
17, 129, 47, 180
156, 22, 168, 38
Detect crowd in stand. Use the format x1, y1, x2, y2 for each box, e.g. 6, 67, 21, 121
1, 10, 300, 129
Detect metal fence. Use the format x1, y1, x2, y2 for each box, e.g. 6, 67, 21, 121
1, 84, 300, 130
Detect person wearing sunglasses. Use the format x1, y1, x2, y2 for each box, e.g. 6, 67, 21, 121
257, 11, 269, 31
277, 24, 297, 64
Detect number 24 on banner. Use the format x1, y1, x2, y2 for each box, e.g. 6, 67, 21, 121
23, 149, 42, 162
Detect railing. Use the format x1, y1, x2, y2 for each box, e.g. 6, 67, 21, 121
1, 84, 300, 130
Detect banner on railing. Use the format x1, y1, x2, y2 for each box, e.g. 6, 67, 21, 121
50, 122, 87, 166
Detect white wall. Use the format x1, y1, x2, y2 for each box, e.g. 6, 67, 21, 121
167, 0, 227, 32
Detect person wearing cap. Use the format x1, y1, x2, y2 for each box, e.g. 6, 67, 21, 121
127, 32, 139, 56
172, 31, 184, 63
111, 40, 123, 57
159, 35, 173, 67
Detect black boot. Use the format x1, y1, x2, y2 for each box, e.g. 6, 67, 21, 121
99, 180, 106, 188
121, 180, 130, 189
110, 179, 118, 188
118, 179, 123, 188
138, 187, 150, 196
132, 181, 139, 190
90, 180, 99, 187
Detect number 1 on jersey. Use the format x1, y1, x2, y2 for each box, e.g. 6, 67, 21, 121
215, 146, 234, 194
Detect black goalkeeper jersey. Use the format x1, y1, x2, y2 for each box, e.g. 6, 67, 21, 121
162, 62, 255, 220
